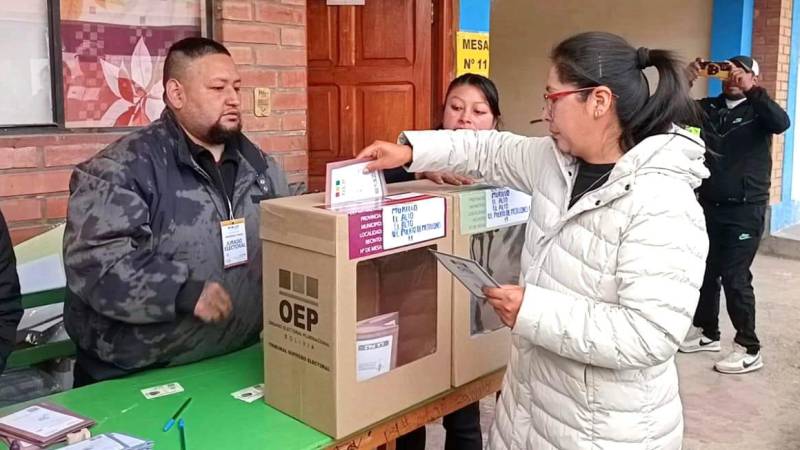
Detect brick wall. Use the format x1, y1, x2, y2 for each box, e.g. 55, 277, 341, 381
752, 0, 793, 203
217, 0, 309, 185
0, 132, 127, 244
0, 0, 308, 245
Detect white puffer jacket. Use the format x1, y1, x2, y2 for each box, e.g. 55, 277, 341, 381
401, 127, 709, 450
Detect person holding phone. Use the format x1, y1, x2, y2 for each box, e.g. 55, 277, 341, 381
680, 56, 789, 374
359, 32, 709, 449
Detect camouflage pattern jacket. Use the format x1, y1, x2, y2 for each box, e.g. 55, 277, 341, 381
63, 110, 288, 374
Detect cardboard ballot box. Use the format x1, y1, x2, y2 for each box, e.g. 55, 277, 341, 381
390, 180, 529, 386
260, 192, 453, 438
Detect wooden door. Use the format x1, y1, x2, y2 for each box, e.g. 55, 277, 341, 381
306, 0, 433, 191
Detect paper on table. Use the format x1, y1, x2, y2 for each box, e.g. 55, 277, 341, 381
140, 382, 183, 399
108, 433, 148, 447
61, 435, 129, 450
325, 159, 387, 206
0, 405, 82, 439
60, 432, 150, 450
430, 250, 501, 299
231, 384, 264, 403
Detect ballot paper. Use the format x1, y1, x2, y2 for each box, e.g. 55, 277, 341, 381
0, 403, 95, 447
430, 250, 501, 299
325, 158, 387, 206
356, 312, 399, 382
60, 433, 153, 450
140, 382, 184, 399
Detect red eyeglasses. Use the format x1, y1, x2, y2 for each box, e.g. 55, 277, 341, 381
543, 87, 597, 103
542, 87, 597, 117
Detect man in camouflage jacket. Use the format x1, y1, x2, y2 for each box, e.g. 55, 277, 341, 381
64, 38, 289, 385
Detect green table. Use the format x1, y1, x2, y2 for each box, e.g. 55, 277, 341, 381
0, 345, 333, 449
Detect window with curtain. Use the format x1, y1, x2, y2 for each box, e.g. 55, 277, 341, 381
0, 0, 207, 129
0, 1, 55, 127
61, 0, 204, 127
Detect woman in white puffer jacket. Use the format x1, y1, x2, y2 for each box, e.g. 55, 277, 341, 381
359, 32, 710, 450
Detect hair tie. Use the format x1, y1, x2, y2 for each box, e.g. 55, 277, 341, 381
636, 47, 651, 70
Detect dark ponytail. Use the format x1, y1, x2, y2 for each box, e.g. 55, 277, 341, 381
551, 32, 700, 151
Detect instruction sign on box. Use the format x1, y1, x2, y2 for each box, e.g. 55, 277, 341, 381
485, 188, 531, 228
345, 194, 446, 259
460, 187, 530, 234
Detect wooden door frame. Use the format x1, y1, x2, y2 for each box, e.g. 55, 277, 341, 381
304, 0, 456, 184
431, 0, 457, 128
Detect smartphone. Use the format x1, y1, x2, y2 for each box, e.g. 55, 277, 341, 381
696, 58, 733, 80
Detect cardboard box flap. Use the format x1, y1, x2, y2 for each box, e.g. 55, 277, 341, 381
387, 179, 486, 195
260, 193, 339, 256
262, 190, 452, 259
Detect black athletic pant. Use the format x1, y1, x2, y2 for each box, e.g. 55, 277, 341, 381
694, 202, 765, 354
396, 402, 482, 450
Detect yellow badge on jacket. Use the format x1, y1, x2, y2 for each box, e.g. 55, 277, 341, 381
221, 218, 248, 268
685, 126, 701, 137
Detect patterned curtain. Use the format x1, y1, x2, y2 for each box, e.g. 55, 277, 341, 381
60, 0, 203, 128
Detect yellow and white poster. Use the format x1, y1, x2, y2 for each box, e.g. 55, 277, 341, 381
456, 31, 490, 77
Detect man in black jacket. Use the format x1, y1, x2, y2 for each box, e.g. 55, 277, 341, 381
0, 210, 22, 375
680, 56, 790, 374
64, 37, 289, 386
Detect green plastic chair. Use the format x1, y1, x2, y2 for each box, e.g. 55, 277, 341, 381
6, 288, 75, 369
7, 224, 75, 369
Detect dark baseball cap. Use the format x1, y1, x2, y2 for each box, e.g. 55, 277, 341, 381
730, 55, 760, 75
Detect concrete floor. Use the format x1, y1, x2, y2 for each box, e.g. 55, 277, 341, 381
774, 222, 800, 241
423, 253, 800, 449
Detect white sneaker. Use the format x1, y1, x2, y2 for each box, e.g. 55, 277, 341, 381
714, 344, 764, 374
678, 326, 721, 353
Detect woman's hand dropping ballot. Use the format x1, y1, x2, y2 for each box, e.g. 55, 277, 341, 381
358, 141, 413, 172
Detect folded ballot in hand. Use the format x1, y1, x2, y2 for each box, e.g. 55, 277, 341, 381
429, 250, 500, 299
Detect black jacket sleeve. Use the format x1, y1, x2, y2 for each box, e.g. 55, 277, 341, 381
0, 210, 22, 374
383, 167, 416, 184
746, 86, 791, 134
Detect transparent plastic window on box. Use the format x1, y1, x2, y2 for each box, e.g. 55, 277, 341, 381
469, 224, 526, 336
355, 246, 438, 382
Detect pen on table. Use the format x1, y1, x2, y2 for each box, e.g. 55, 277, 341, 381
179, 418, 187, 450
163, 397, 192, 431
